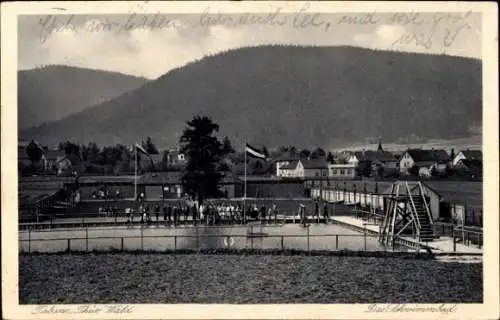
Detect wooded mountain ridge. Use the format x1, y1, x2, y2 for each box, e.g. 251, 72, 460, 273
18, 65, 148, 129
20, 45, 482, 149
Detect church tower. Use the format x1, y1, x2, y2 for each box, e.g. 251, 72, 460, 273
377, 139, 384, 152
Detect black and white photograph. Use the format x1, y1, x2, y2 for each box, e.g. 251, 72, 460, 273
2, 1, 499, 319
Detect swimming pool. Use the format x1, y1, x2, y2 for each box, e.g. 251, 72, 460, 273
19, 223, 401, 253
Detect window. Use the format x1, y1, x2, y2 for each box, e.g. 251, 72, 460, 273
340, 169, 345, 175
332, 170, 338, 174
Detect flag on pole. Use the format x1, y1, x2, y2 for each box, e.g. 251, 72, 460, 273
245, 143, 267, 160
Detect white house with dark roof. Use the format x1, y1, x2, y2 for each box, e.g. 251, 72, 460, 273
274, 153, 300, 177
277, 160, 300, 177
276, 158, 328, 178
399, 149, 450, 175
452, 149, 482, 167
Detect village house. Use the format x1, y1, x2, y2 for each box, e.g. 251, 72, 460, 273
277, 160, 299, 177
42, 149, 67, 172
454, 158, 483, 179
346, 142, 399, 177
301, 159, 329, 177
166, 148, 186, 165
274, 153, 300, 177
399, 149, 451, 176
452, 149, 482, 167
139, 152, 163, 171
328, 163, 357, 179
276, 158, 328, 178
55, 157, 72, 175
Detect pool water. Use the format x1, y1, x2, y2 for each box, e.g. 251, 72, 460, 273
19, 223, 400, 253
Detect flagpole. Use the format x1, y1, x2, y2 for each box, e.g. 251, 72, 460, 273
244, 141, 247, 199
134, 143, 137, 201
243, 140, 247, 224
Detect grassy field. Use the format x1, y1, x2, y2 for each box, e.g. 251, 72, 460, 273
19, 253, 482, 304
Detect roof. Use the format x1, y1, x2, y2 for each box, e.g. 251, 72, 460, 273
137, 172, 183, 184
19, 190, 60, 206
300, 159, 328, 169
354, 150, 397, 162
138, 171, 237, 184
405, 149, 450, 163
414, 161, 437, 167
459, 150, 482, 161
148, 154, 163, 163
425, 181, 482, 208
279, 160, 299, 170
328, 163, 356, 168
457, 158, 482, 169
77, 175, 136, 184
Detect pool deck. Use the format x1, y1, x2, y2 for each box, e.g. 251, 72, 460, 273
330, 216, 483, 254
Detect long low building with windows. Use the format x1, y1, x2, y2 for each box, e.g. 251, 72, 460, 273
328, 164, 357, 179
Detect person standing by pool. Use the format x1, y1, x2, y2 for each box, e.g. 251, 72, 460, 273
172, 205, 176, 226
113, 206, 119, 222
299, 204, 306, 227
323, 202, 329, 223
251, 204, 258, 220
166, 204, 171, 225
155, 203, 160, 223
272, 203, 278, 223
184, 204, 189, 223
191, 204, 197, 225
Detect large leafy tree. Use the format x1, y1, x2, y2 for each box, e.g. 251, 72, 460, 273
311, 147, 326, 159
300, 149, 311, 159
326, 152, 334, 163
59, 141, 81, 164
180, 116, 232, 203
26, 140, 44, 164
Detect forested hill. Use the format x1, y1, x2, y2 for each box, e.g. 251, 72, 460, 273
21, 45, 482, 149
18, 65, 148, 129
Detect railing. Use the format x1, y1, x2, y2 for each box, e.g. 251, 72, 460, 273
418, 182, 434, 227
434, 222, 483, 249
352, 209, 384, 225
454, 228, 483, 249
19, 213, 334, 231
19, 232, 387, 254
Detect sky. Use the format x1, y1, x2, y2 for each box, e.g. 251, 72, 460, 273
18, 11, 482, 79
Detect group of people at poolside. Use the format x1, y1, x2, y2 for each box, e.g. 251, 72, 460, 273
118, 202, 283, 226
98, 200, 331, 226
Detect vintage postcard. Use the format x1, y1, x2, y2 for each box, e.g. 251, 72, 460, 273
1, 1, 499, 319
